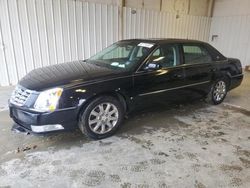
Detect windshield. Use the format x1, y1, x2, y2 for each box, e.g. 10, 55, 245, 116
86, 41, 155, 71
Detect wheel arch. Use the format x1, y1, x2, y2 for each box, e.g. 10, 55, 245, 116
212, 71, 231, 89
77, 91, 128, 120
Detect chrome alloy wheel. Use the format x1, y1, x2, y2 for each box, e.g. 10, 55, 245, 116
88, 103, 119, 134
213, 81, 226, 102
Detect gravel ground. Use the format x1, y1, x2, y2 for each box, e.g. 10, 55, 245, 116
0, 73, 249, 188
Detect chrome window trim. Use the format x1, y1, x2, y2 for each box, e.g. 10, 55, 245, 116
231, 74, 243, 78
135, 44, 183, 73
134, 62, 212, 76
138, 80, 210, 96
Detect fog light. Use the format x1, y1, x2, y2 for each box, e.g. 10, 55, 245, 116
31, 124, 64, 133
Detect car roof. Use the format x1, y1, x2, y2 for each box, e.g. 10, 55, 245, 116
119, 38, 206, 45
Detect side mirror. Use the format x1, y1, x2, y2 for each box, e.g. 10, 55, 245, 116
145, 62, 162, 71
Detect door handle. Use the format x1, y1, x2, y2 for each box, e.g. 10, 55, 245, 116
173, 74, 182, 78
211, 68, 216, 72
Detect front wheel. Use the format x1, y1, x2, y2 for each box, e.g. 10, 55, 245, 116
78, 96, 124, 139
206, 79, 228, 105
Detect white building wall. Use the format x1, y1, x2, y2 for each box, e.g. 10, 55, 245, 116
0, 0, 211, 86
125, 0, 213, 16
210, 0, 250, 67
123, 7, 211, 41
0, 0, 120, 86
213, 0, 250, 16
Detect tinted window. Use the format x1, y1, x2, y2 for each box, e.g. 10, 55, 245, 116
102, 45, 132, 59
88, 42, 155, 70
148, 45, 180, 68
132, 46, 151, 58
183, 45, 212, 64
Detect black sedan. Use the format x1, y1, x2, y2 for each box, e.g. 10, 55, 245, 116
9, 39, 243, 139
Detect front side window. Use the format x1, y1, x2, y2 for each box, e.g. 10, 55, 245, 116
87, 42, 155, 71
183, 45, 212, 64
145, 44, 180, 69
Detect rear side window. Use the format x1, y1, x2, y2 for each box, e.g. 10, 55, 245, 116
183, 45, 212, 64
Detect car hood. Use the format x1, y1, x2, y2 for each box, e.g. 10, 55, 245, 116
19, 61, 118, 91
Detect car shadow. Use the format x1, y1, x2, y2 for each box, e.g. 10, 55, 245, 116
17, 98, 209, 152
116, 98, 208, 137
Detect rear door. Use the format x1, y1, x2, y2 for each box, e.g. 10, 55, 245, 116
181, 43, 214, 96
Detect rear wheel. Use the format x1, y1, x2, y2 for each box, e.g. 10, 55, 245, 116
78, 96, 124, 139
206, 78, 228, 105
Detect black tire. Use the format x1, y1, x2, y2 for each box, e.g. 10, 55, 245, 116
206, 78, 228, 105
78, 96, 124, 139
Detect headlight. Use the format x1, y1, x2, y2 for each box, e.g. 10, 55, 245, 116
34, 88, 63, 112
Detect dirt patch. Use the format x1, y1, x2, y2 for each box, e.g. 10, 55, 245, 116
150, 158, 166, 165
220, 164, 243, 172
16, 145, 37, 153
120, 182, 132, 188
184, 152, 198, 161
223, 103, 250, 116
81, 170, 106, 186
230, 177, 243, 187
130, 161, 149, 172
126, 136, 153, 150
236, 149, 250, 158
239, 157, 250, 168
0, 167, 7, 176
158, 182, 168, 188
99, 141, 113, 146
212, 126, 221, 130
158, 152, 169, 157
195, 180, 206, 188
109, 174, 121, 183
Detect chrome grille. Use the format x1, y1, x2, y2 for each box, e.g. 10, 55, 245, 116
10, 86, 32, 106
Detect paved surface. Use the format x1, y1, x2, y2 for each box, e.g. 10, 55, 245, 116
0, 73, 249, 187
224, 72, 250, 111
0, 86, 14, 112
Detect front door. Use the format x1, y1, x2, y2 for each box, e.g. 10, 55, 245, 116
132, 44, 186, 106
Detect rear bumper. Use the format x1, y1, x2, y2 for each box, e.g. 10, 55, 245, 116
9, 103, 78, 133
229, 74, 244, 90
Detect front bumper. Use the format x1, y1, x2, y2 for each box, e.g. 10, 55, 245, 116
9, 103, 78, 133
